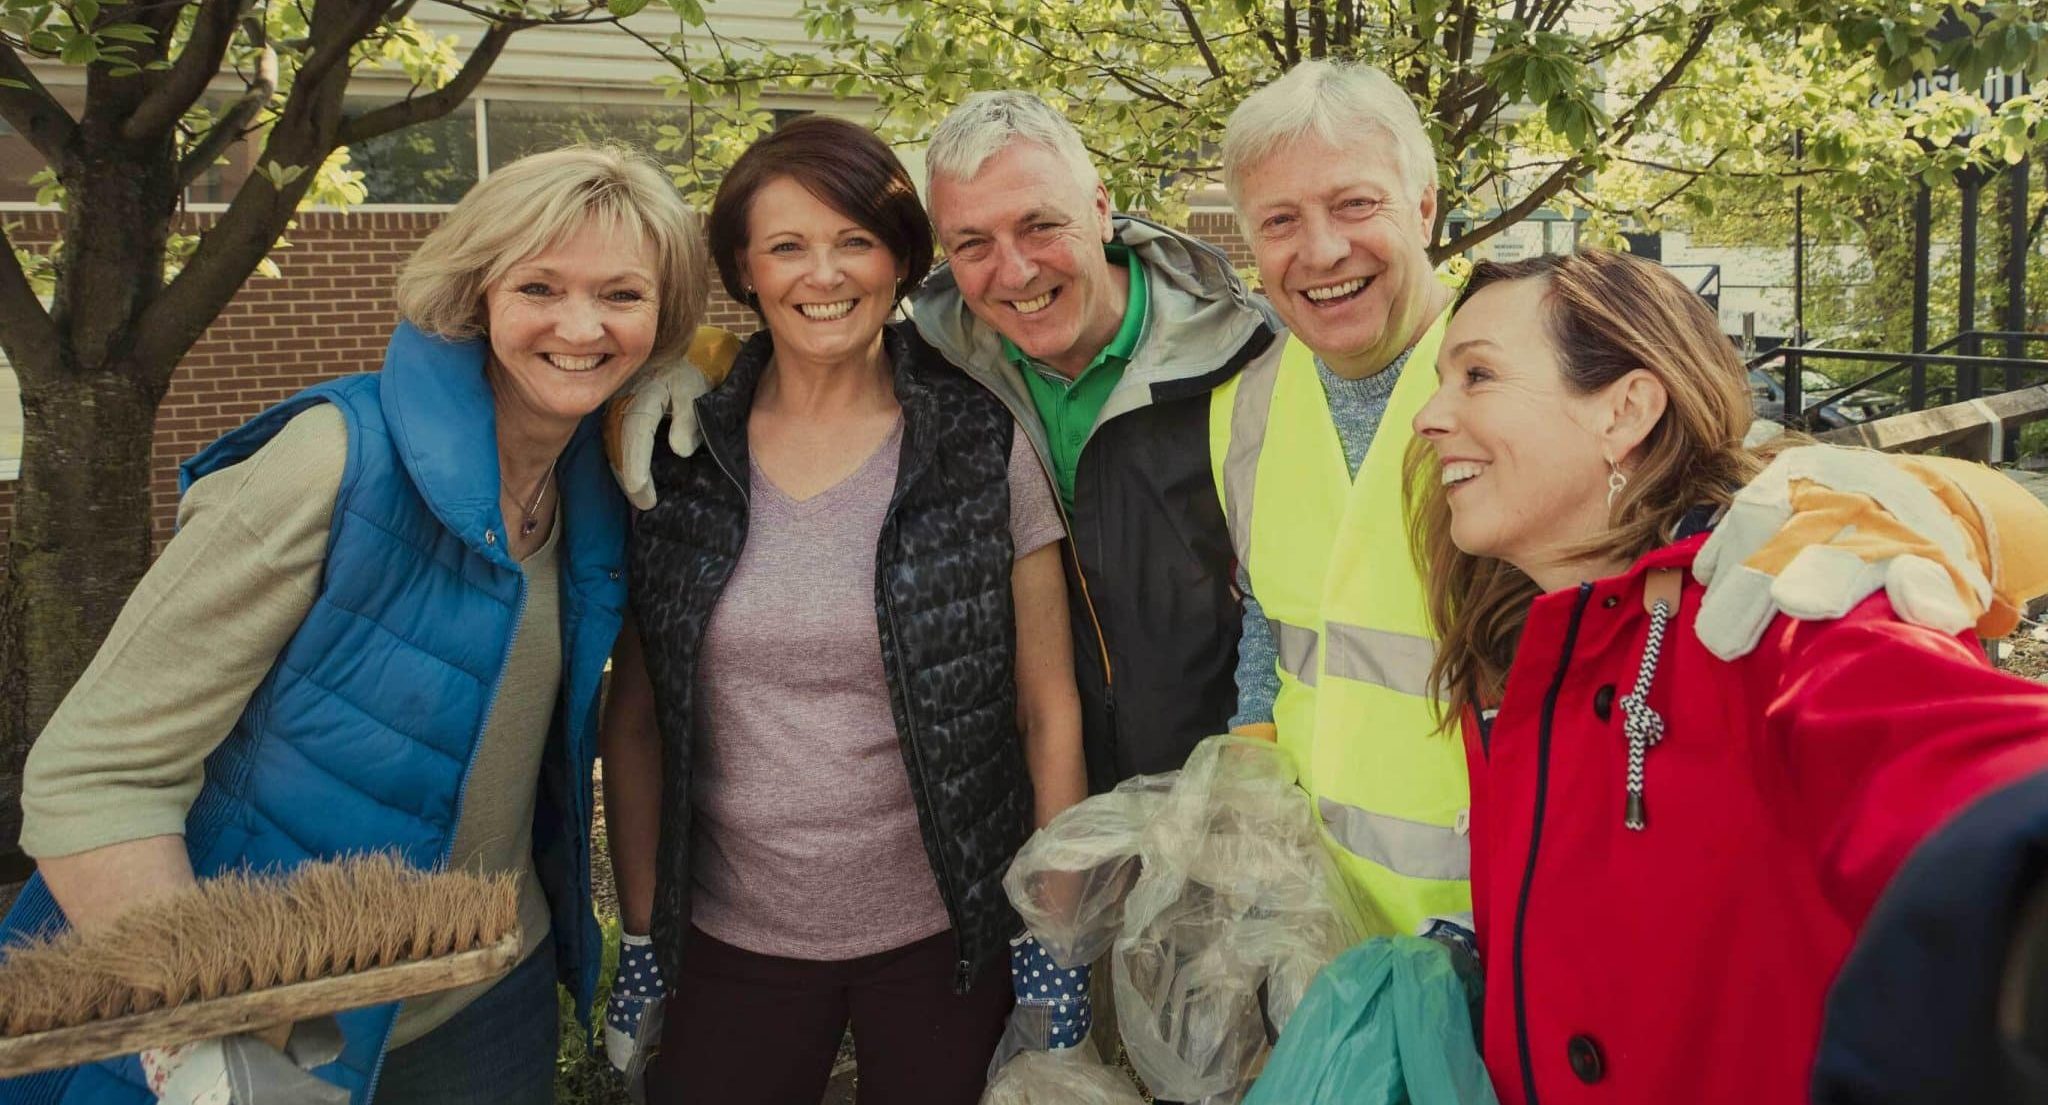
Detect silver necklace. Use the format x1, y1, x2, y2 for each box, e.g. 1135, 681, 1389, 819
515, 463, 555, 538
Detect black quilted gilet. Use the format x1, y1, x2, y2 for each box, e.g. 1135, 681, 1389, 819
628, 321, 1030, 992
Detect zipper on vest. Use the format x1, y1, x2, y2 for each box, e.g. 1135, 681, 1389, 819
1048, 453, 1116, 713
978, 384, 1116, 703
875, 511, 974, 991
362, 570, 529, 1104
702, 414, 750, 505
1510, 582, 1592, 1105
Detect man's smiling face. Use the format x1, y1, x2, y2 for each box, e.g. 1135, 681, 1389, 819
1236, 133, 1439, 378
929, 141, 1126, 379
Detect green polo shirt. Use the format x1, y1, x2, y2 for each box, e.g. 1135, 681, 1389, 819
1003, 243, 1148, 510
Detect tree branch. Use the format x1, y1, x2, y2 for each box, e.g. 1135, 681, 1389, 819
1101, 66, 1187, 110
0, 39, 77, 165
337, 19, 516, 144
0, 224, 58, 386
123, 0, 255, 142
1435, 161, 1581, 260
1255, 24, 1287, 68
1435, 16, 1719, 262
1172, 0, 1227, 81
1602, 15, 1717, 147
130, 1, 393, 377
291, 1, 403, 102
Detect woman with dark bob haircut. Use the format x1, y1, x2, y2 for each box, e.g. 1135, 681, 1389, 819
598, 115, 1088, 1103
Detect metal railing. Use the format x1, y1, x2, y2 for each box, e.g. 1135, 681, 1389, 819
1663, 263, 1722, 310
1750, 330, 2048, 435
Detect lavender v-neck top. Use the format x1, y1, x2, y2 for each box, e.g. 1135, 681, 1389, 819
689, 418, 1064, 960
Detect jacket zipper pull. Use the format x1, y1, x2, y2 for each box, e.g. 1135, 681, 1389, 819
1621, 571, 1681, 833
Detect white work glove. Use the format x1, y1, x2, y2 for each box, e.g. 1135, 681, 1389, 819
603, 931, 666, 1100
1693, 445, 1992, 660
607, 361, 712, 512
140, 1021, 348, 1105
606, 325, 743, 511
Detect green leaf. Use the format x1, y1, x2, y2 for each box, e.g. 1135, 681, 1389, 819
259, 159, 308, 189
95, 22, 154, 43
0, 77, 27, 90
74, 0, 98, 25
58, 30, 98, 65
610, 0, 649, 15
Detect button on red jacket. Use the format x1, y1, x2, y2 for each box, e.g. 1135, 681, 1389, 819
1463, 534, 2048, 1105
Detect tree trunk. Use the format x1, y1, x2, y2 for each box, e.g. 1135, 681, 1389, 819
0, 368, 163, 871
0, 58, 183, 891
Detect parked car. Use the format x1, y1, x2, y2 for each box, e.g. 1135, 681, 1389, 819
1748, 366, 1897, 429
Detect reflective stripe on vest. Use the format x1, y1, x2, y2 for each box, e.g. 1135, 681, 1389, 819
1317, 796, 1470, 881
1324, 621, 1439, 700
1271, 618, 1319, 686
1208, 280, 1472, 936
1222, 344, 1284, 573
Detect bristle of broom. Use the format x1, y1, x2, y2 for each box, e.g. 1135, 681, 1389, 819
0, 855, 518, 1038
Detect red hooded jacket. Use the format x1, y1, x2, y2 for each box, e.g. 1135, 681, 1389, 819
1463, 534, 2048, 1105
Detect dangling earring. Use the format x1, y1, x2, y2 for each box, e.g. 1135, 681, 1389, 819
1606, 461, 1628, 511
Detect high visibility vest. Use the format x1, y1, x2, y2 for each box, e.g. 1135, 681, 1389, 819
1208, 302, 1470, 936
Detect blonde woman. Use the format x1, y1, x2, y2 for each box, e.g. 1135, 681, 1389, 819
1, 145, 709, 1105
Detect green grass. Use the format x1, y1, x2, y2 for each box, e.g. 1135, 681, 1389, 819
555, 915, 634, 1105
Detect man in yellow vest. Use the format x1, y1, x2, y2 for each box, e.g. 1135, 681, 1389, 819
1206, 60, 2048, 941
1207, 60, 1470, 937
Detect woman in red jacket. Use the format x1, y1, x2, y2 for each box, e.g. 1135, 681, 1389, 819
1407, 248, 2048, 1105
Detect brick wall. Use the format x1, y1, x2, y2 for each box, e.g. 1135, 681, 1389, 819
1185, 211, 1255, 271
1, 208, 1250, 568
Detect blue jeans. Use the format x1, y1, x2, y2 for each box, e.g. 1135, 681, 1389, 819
373, 945, 560, 1105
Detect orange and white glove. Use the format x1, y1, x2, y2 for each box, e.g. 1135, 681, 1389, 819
604, 325, 742, 510
1694, 445, 2048, 659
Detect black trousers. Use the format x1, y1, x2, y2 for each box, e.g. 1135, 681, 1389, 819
646, 925, 1011, 1105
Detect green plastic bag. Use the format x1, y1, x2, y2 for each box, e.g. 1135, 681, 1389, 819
1243, 937, 1497, 1105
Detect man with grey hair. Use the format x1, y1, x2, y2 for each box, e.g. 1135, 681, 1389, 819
913, 90, 1278, 796
910, 91, 1276, 1094
1204, 58, 1472, 946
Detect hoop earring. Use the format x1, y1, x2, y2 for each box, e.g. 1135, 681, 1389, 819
1606, 462, 1628, 511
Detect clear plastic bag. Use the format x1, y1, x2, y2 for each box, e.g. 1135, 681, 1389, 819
1002, 736, 1368, 1104
980, 1048, 1146, 1105
1004, 780, 1168, 969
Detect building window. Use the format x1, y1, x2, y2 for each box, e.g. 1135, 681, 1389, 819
0, 335, 19, 481
342, 99, 480, 204
485, 100, 681, 169
0, 84, 84, 204
182, 93, 263, 205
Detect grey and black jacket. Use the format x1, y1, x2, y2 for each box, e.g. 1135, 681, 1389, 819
911, 215, 1279, 790
628, 322, 1031, 991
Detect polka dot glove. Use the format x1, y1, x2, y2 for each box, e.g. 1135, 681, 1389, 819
1010, 933, 1092, 1050
604, 932, 667, 1082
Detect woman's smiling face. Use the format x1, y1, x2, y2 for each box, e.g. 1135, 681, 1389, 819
483, 218, 660, 432
1413, 276, 1619, 574
738, 175, 905, 365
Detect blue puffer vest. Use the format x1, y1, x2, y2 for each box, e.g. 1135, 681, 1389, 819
0, 322, 627, 1105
